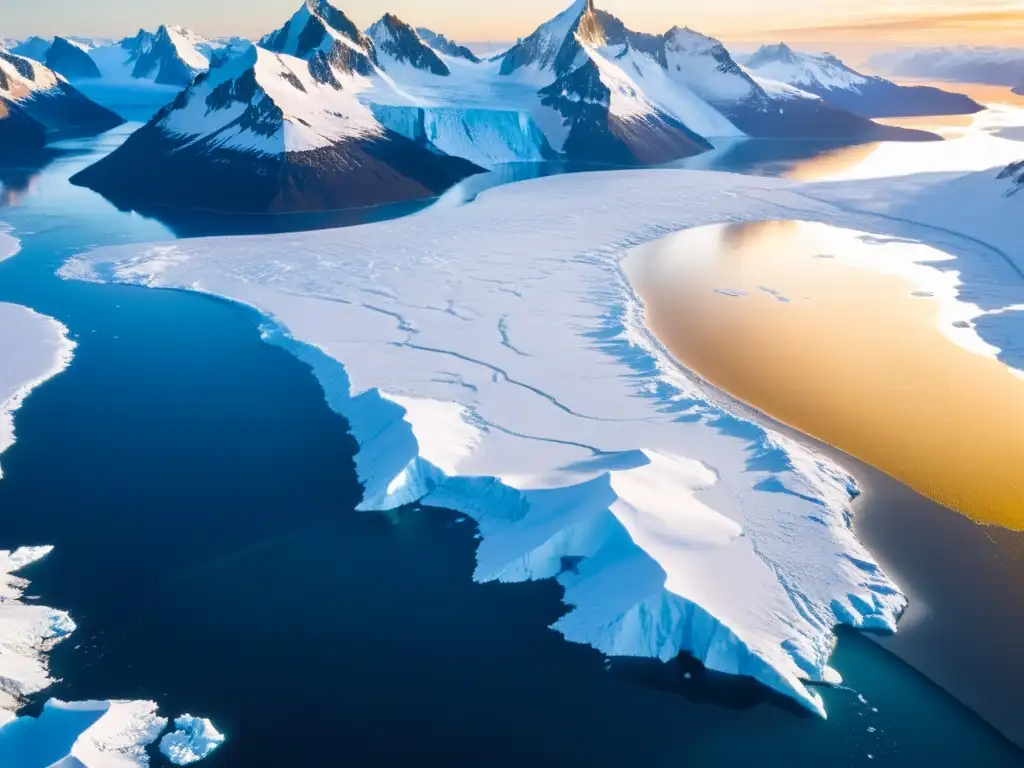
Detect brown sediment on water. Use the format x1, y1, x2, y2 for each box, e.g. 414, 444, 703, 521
624, 220, 1024, 529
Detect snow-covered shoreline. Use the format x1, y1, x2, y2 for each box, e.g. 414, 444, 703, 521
58, 166, 1018, 715
0, 303, 76, 480
0, 232, 222, 765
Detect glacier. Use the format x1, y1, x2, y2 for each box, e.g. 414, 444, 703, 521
159, 715, 225, 766
370, 104, 554, 167
59, 166, 1021, 716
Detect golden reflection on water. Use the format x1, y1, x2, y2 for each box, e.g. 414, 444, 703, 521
625, 221, 1024, 530
777, 81, 1024, 182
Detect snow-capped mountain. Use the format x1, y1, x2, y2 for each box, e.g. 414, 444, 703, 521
415, 28, 480, 63
744, 43, 982, 118
367, 14, 450, 75
130, 25, 233, 86
867, 46, 1024, 87
44, 36, 102, 79
71, 45, 481, 212
0, 47, 123, 149
9, 36, 52, 62
495, 0, 935, 163
260, 0, 377, 76
997, 160, 1024, 196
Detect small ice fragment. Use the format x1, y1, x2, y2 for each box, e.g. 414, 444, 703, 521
159, 714, 226, 766
857, 693, 868, 704
867, 727, 876, 733
714, 288, 748, 297
683, 672, 693, 680
455, 517, 468, 523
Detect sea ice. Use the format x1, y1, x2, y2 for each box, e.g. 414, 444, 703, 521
0, 302, 76, 479
0, 699, 166, 767
0, 548, 76, 724
59, 168, 979, 716
159, 715, 226, 765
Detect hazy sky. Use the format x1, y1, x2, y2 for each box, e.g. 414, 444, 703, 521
4, 0, 1024, 50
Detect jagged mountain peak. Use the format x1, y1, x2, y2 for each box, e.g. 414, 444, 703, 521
367, 13, 449, 75
260, 0, 376, 75
154, 44, 384, 155
415, 28, 480, 63
748, 42, 798, 64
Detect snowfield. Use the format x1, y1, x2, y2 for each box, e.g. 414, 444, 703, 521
59, 165, 1024, 715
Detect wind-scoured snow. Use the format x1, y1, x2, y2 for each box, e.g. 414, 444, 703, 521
0, 699, 167, 767
63, 168, 988, 716
159, 715, 225, 766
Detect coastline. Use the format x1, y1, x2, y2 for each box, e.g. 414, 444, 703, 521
0, 303, 77, 479
624, 285, 1024, 748
750, 406, 1024, 750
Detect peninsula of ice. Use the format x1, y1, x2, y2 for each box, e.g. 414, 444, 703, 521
67, 165, 1024, 716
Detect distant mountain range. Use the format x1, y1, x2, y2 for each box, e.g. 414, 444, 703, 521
16, 0, 1000, 212
10, 27, 248, 86
0, 46, 123, 150
742, 43, 981, 118
867, 46, 1024, 88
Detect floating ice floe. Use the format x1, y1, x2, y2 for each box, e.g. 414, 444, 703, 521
159, 715, 226, 766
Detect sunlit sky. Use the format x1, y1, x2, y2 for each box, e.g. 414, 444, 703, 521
5, 0, 1024, 53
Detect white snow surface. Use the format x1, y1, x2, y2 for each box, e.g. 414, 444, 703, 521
163, 25, 214, 72
0, 49, 61, 102
0, 699, 167, 767
0, 301, 76, 480
661, 28, 758, 105
63, 168, 1009, 717
158, 45, 383, 155
746, 48, 868, 92
0, 548, 76, 725
159, 716, 225, 766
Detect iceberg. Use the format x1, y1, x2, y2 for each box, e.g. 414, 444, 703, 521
64, 167, 993, 715
159, 715, 225, 765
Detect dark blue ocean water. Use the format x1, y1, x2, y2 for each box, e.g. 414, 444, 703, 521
0, 95, 1021, 766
